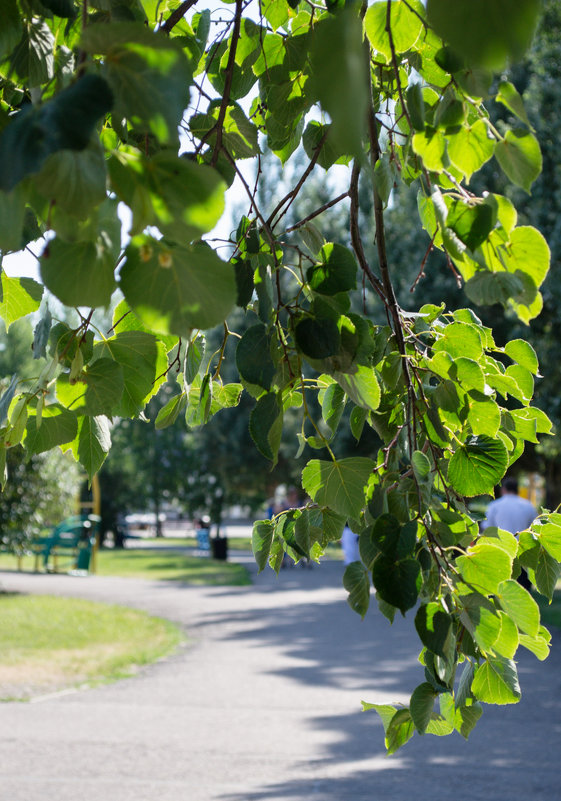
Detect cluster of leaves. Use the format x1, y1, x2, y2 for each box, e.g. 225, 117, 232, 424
0, 0, 559, 750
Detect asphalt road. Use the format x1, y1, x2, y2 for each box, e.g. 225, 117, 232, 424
0, 555, 560, 801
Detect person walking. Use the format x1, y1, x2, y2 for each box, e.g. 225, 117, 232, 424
481, 476, 536, 587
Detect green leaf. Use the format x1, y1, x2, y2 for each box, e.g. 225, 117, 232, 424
361, 702, 396, 733
82, 358, 125, 416
112, 299, 178, 353
415, 603, 453, 658
260, 0, 289, 30
448, 435, 508, 497
343, 562, 370, 618
24, 403, 78, 455
452, 700, 483, 739
81, 22, 192, 144
496, 81, 532, 128
0, 0, 22, 60
465, 271, 525, 308
433, 322, 483, 361
192, 102, 259, 160
471, 657, 521, 705
334, 366, 380, 412
0, 186, 25, 252
497, 579, 539, 637
410, 683, 437, 734
467, 398, 501, 438
92, 330, 167, 417
495, 130, 542, 194
412, 129, 446, 172
309, 11, 368, 158
372, 556, 421, 614
456, 543, 513, 595
155, 393, 186, 430
536, 522, 561, 561
41, 235, 118, 309
71, 415, 111, 481
10, 19, 55, 87
481, 528, 519, 559
427, 0, 541, 70
518, 631, 550, 661
252, 519, 275, 573
0, 75, 113, 192
412, 450, 431, 482
406, 82, 425, 132
0, 375, 18, 427
533, 549, 561, 601
446, 199, 496, 252
446, 120, 495, 182
185, 373, 212, 428
184, 334, 205, 384
492, 612, 519, 659
120, 238, 236, 336
385, 709, 415, 755
307, 243, 357, 296
364, 1, 424, 60
461, 601, 502, 652
302, 457, 375, 519
236, 324, 275, 390
33, 142, 108, 221
0, 274, 43, 329
233, 260, 254, 308
295, 317, 341, 359
249, 393, 283, 464
371, 515, 417, 561
504, 226, 550, 293
504, 339, 539, 375
110, 150, 226, 241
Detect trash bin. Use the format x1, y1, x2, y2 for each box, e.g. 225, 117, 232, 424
211, 535, 228, 561
75, 541, 92, 571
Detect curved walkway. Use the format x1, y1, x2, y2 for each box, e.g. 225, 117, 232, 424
1, 556, 560, 801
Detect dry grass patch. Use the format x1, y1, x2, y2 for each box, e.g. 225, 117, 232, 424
0, 594, 183, 701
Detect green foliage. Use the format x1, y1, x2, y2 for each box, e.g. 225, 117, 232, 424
0, 0, 559, 753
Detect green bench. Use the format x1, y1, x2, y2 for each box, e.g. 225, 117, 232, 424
32, 514, 101, 573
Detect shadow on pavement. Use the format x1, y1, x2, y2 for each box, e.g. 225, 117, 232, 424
209, 560, 561, 801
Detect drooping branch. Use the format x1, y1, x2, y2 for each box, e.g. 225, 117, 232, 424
349, 164, 385, 304
210, 0, 244, 168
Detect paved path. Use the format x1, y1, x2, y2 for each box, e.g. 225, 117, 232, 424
0, 557, 560, 801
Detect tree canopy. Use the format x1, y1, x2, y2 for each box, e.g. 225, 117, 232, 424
1, 0, 560, 751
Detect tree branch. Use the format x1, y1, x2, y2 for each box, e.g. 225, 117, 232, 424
349, 164, 385, 304
161, 0, 198, 34
210, 0, 243, 168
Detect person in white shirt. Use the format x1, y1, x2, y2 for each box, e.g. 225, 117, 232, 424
481, 476, 536, 587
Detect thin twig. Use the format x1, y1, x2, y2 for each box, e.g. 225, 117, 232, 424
267, 130, 329, 229
385, 0, 412, 131
410, 232, 436, 292
285, 192, 350, 233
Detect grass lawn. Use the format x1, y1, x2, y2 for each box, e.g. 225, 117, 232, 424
0, 593, 183, 701
95, 549, 251, 584
0, 549, 251, 585
139, 536, 253, 551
